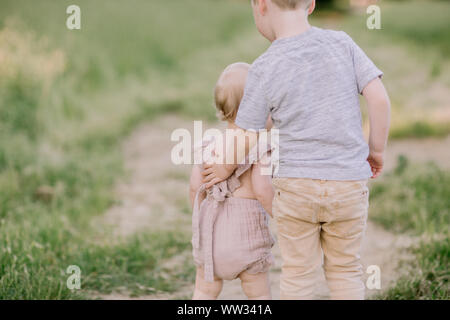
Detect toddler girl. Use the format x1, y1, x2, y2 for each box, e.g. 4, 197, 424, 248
189, 62, 275, 300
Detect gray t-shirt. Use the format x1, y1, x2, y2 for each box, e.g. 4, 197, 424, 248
235, 27, 383, 180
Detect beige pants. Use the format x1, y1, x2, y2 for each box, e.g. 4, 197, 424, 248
272, 178, 369, 300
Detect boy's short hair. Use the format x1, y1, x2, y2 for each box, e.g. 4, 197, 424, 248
214, 63, 250, 122
254, 0, 312, 10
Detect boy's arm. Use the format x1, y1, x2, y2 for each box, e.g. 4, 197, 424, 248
251, 160, 274, 218
345, 32, 389, 178
202, 129, 258, 188
362, 77, 391, 179
190, 164, 205, 208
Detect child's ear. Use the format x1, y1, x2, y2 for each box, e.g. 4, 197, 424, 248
258, 0, 268, 16
307, 0, 316, 15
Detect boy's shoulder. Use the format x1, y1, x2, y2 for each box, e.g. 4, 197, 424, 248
308, 27, 356, 49
249, 27, 355, 75
323, 28, 355, 47
319, 27, 350, 39
249, 50, 273, 77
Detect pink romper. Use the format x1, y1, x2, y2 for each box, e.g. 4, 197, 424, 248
192, 139, 275, 282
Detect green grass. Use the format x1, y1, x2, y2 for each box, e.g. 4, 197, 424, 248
378, 238, 449, 300
370, 157, 449, 299
370, 158, 450, 235
0, 231, 190, 299
338, 0, 450, 58
379, 0, 450, 58
0, 0, 258, 299
389, 121, 450, 140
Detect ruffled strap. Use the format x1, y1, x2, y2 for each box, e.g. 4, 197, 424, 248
192, 184, 207, 250
227, 142, 273, 194
191, 183, 225, 282
192, 179, 229, 250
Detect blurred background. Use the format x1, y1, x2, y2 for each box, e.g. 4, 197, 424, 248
0, 0, 448, 300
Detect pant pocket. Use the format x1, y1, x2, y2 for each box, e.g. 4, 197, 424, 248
325, 215, 366, 238
276, 215, 318, 238
275, 202, 317, 238
325, 193, 368, 238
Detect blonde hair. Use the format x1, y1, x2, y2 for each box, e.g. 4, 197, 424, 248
254, 0, 312, 10
214, 62, 250, 122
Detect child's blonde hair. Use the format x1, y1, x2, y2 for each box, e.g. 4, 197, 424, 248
214, 62, 250, 122
253, 0, 312, 10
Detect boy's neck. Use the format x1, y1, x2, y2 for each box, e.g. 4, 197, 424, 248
271, 10, 311, 42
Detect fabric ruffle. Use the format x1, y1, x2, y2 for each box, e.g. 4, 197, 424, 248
245, 252, 275, 275
216, 141, 273, 197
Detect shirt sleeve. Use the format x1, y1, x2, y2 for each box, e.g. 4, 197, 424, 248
346, 34, 383, 94
234, 64, 270, 131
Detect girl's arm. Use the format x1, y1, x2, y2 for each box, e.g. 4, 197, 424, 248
189, 165, 205, 209
251, 161, 274, 218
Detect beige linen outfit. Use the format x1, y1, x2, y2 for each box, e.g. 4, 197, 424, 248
192, 139, 275, 282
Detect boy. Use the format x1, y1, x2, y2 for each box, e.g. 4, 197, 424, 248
202, 0, 390, 300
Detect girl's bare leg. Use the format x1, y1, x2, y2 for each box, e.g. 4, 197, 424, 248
192, 267, 223, 300
239, 271, 272, 300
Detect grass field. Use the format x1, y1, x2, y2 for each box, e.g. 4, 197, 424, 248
0, 0, 448, 299
0, 0, 260, 299
369, 158, 449, 299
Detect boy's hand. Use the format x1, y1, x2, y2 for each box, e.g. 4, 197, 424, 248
202, 163, 237, 188
367, 151, 384, 179
363, 77, 390, 179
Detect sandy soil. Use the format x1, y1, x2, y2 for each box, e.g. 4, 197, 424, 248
96, 115, 448, 300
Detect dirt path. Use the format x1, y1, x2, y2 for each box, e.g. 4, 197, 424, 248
97, 115, 449, 300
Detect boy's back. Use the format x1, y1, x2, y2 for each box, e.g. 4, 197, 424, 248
235, 27, 383, 180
